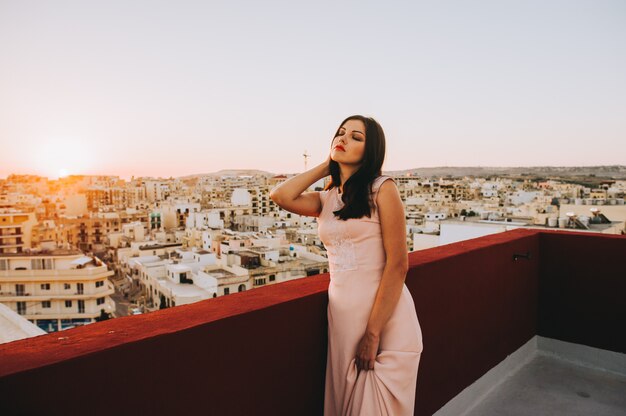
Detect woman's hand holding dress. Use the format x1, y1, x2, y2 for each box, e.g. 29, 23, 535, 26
355, 331, 381, 371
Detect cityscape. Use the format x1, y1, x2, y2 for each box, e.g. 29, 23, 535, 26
1, 165, 624, 339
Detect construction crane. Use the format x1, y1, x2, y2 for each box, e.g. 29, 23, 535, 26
303, 150, 310, 172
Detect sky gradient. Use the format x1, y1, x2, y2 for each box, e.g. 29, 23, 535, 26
1, 0, 625, 179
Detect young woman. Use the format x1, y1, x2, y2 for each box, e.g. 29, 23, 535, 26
270, 115, 423, 415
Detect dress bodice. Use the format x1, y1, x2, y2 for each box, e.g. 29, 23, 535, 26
317, 176, 393, 274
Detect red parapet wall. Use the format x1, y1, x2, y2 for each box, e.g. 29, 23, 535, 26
538, 231, 626, 354
0, 274, 331, 415
0, 229, 623, 416
409, 229, 540, 416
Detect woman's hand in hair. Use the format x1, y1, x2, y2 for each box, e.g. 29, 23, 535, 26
324, 153, 332, 176
269, 158, 330, 217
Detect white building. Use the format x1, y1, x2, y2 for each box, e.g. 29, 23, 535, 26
158, 201, 201, 229
130, 248, 220, 308
0, 250, 115, 332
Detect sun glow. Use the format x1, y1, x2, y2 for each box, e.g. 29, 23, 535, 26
30, 136, 98, 179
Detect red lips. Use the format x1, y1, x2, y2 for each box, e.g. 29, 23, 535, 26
334, 145, 346, 152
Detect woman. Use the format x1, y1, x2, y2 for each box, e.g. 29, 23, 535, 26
270, 115, 423, 415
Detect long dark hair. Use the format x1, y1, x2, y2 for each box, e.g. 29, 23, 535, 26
325, 115, 386, 220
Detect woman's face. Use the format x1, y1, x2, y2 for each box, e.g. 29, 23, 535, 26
331, 119, 366, 166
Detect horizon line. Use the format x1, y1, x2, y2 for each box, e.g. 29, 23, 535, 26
2, 164, 625, 181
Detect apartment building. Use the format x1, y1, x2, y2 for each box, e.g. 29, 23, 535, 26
52, 210, 149, 253
86, 186, 125, 211
248, 186, 279, 217
143, 180, 171, 202
86, 184, 151, 212
0, 211, 37, 254
0, 249, 115, 332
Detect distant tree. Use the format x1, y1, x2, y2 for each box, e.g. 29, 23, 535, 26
95, 309, 111, 322
550, 197, 560, 207
460, 209, 467, 216
467, 210, 477, 217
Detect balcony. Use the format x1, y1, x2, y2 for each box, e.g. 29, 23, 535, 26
0, 284, 115, 301
1, 267, 113, 280
0, 229, 624, 415
0, 233, 23, 238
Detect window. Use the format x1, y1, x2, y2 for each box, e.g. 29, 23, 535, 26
269, 274, 276, 282
15, 284, 25, 296
42, 301, 51, 308
41, 283, 50, 290
77, 283, 84, 295
0, 259, 7, 270
64, 283, 71, 290
96, 297, 105, 305
17, 301, 26, 315
78, 300, 85, 313
31, 259, 52, 270
65, 300, 72, 308
95, 281, 104, 288
224, 287, 230, 295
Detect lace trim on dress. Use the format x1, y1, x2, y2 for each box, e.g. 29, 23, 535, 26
326, 219, 358, 272
325, 189, 358, 272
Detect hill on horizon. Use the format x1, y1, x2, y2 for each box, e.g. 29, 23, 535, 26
178, 165, 626, 180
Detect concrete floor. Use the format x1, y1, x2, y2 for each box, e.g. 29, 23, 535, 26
465, 354, 626, 416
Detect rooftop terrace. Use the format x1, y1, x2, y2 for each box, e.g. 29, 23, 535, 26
0, 229, 624, 415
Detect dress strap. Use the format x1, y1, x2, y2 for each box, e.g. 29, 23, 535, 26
371, 176, 394, 213
371, 175, 394, 194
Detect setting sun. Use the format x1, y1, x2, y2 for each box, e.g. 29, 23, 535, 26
29, 136, 97, 179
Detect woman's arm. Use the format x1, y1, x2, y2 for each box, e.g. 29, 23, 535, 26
356, 179, 408, 371
269, 157, 330, 217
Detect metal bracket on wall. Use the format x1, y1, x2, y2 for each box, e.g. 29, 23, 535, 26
513, 251, 531, 261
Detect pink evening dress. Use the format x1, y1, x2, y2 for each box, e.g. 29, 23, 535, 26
317, 175, 424, 416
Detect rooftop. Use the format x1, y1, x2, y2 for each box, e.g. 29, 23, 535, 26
463, 351, 626, 416
0, 304, 46, 344
445, 217, 623, 233
204, 268, 236, 278
0, 229, 624, 415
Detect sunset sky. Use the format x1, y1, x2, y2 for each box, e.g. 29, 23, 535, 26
1, 0, 625, 180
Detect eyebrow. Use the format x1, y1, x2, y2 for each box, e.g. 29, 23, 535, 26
339, 128, 365, 135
